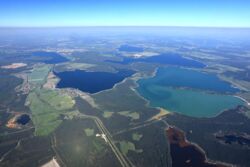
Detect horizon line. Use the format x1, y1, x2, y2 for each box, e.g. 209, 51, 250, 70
0, 25, 250, 29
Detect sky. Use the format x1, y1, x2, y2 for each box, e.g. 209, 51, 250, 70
0, 0, 250, 27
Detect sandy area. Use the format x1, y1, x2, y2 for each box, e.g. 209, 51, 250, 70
41, 157, 60, 167
43, 72, 59, 89
149, 107, 171, 121
1, 63, 27, 69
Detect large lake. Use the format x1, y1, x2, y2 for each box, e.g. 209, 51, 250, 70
55, 70, 134, 93
118, 45, 144, 52
108, 53, 205, 68
145, 67, 239, 93
32, 51, 69, 64
137, 67, 244, 117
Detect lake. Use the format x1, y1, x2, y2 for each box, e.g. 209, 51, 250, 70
137, 67, 244, 117
118, 45, 144, 52
32, 51, 69, 64
108, 53, 205, 68
55, 69, 135, 93
145, 67, 239, 93
16, 114, 30, 125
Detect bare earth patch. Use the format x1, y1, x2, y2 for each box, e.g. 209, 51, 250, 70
41, 157, 60, 167
1, 63, 27, 69
43, 72, 59, 89
149, 107, 171, 121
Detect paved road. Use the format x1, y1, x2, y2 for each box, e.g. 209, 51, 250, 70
79, 114, 133, 167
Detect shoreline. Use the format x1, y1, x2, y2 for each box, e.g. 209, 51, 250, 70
234, 95, 250, 106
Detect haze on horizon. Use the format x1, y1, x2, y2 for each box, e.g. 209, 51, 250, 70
1, 0, 250, 28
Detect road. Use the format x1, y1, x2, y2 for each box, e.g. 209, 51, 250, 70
112, 118, 169, 137
94, 118, 132, 167
78, 114, 133, 167
51, 112, 132, 167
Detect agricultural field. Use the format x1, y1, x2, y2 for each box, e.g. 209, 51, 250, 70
132, 133, 143, 141
118, 111, 140, 120
26, 88, 75, 136
118, 141, 142, 155
55, 62, 95, 72
27, 64, 51, 87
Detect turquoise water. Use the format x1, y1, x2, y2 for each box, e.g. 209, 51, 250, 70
137, 67, 244, 117
145, 67, 239, 93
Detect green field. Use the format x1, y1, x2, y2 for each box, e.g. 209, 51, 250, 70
27, 88, 75, 136
118, 111, 140, 120
118, 141, 143, 155
102, 111, 114, 118
84, 128, 95, 136
28, 64, 51, 86
132, 133, 143, 141
55, 62, 95, 72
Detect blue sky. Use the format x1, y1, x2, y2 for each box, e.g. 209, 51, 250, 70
1, 0, 250, 27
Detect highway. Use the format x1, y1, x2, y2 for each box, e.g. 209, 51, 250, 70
79, 114, 133, 167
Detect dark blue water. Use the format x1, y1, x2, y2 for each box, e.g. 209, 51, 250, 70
16, 114, 30, 125
32, 51, 69, 64
55, 70, 135, 93
118, 45, 144, 52
108, 53, 205, 68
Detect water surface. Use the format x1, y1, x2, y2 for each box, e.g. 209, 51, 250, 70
56, 69, 134, 93
109, 53, 205, 68
137, 67, 244, 117
118, 45, 144, 52
32, 51, 69, 64
146, 67, 239, 93
16, 114, 30, 125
